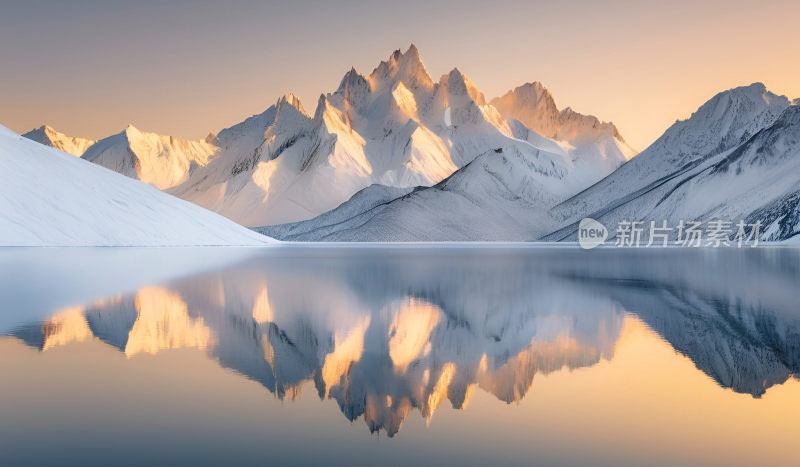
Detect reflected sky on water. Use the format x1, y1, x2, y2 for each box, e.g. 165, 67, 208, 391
1, 246, 799, 466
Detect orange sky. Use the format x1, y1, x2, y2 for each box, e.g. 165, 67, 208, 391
1, 0, 798, 150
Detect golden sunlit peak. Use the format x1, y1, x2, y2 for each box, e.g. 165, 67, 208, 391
275, 93, 306, 116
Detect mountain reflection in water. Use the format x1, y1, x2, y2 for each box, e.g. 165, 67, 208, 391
3, 247, 800, 441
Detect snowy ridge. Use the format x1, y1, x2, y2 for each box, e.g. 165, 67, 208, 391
261, 144, 572, 241
548, 83, 791, 229
490, 81, 632, 149
258, 184, 414, 239
22, 125, 96, 156
168, 94, 324, 225
81, 125, 218, 190
544, 85, 799, 243
0, 124, 274, 246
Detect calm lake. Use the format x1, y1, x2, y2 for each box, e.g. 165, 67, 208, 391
1, 246, 799, 466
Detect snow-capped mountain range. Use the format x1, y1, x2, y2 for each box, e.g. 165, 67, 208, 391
265, 82, 800, 242
23, 45, 634, 228
15, 46, 800, 243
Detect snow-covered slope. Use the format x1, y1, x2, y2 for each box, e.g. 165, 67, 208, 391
260, 143, 573, 241
22, 125, 96, 156
0, 124, 273, 246
167, 94, 325, 225
545, 84, 798, 242
258, 184, 414, 240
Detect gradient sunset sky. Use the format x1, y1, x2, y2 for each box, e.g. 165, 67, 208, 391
1, 0, 798, 150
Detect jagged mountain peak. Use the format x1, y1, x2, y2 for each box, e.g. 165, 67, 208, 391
271, 95, 316, 133
313, 94, 329, 124
333, 67, 370, 111
645, 82, 790, 166
23, 124, 59, 141
442, 68, 486, 105
489, 81, 626, 145
369, 44, 434, 94
118, 123, 189, 144
276, 93, 307, 117
26, 124, 75, 140
38, 124, 58, 136
122, 123, 143, 138
504, 81, 555, 103
490, 82, 559, 138
22, 124, 96, 157
687, 82, 785, 121
336, 67, 367, 91
215, 104, 280, 146
558, 107, 625, 143
393, 43, 432, 91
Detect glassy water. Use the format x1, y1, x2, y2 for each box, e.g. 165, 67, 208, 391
1, 246, 799, 466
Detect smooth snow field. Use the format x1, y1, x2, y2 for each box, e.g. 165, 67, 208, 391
1, 246, 799, 466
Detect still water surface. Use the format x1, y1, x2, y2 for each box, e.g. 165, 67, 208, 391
1, 246, 799, 466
